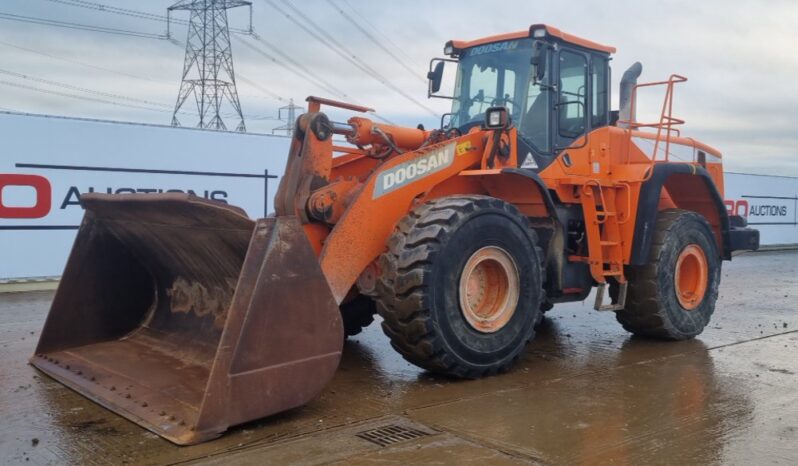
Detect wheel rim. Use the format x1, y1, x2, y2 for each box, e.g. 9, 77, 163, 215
459, 246, 520, 333
674, 244, 708, 310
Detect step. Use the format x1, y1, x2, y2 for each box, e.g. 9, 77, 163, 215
567, 255, 590, 263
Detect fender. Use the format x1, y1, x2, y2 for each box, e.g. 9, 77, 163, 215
318, 134, 484, 303
498, 168, 558, 216
456, 167, 559, 218
630, 163, 731, 264
495, 169, 577, 297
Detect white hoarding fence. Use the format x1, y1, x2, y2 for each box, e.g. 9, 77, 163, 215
4, 163, 277, 223
724, 172, 798, 246
0, 112, 289, 279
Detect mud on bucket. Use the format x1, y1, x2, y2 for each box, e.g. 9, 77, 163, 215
30, 193, 343, 445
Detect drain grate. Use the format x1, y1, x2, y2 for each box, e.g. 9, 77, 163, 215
356, 424, 430, 447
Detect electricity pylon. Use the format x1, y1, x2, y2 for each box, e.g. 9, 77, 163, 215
168, 0, 251, 132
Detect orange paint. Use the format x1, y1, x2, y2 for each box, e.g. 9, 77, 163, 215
449, 24, 615, 54
271, 25, 729, 303
675, 244, 709, 310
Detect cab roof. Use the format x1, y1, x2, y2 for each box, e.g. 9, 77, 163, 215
448, 24, 616, 55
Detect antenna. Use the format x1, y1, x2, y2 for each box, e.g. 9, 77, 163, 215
271, 98, 304, 137
168, 0, 252, 132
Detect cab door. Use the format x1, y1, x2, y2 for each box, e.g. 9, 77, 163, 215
555, 48, 590, 151
518, 44, 610, 171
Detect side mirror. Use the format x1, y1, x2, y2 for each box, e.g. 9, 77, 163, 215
440, 112, 453, 130
428, 58, 456, 100
531, 42, 547, 82
427, 60, 445, 94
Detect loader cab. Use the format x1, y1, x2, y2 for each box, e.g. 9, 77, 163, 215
433, 25, 614, 171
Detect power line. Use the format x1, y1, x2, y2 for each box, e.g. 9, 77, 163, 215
0, 9, 285, 126
338, 0, 425, 70
0, 109, 282, 136
0, 69, 264, 119
165, 35, 396, 123
226, 73, 286, 103
234, 35, 342, 98
266, 0, 438, 117
273, 0, 437, 116
167, 39, 288, 105
0, 11, 165, 39
41, 0, 252, 34
245, 114, 281, 121
43, 0, 177, 23
37, 0, 325, 112
0, 39, 160, 84
243, 35, 396, 124
26, 0, 407, 123
0, 67, 249, 118
248, 33, 352, 98
0, 68, 173, 109
3, 2, 402, 126
36, 0, 406, 122
35, 0, 291, 110
174, 28, 396, 125
326, 0, 426, 84
0, 79, 176, 114
7, 37, 295, 108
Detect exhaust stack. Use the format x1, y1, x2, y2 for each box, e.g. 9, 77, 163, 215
618, 62, 643, 128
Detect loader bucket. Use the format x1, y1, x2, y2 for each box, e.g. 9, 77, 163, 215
30, 193, 343, 445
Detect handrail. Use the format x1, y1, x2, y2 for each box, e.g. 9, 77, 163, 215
617, 74, 688, 181
584, 180, 609, 224
616, 182, 632, 224
306, 96, 374, 114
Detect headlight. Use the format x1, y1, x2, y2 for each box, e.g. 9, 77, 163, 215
484, 107, 510, 129
444, 44, 454, 55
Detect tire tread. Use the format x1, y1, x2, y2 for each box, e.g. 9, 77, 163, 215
615, 209, 718, 339
375, 195, 544, 378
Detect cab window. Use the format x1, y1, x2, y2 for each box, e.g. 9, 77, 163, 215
591, 57, 609, 128
450, 39, 532, 128
520, 61, 551, 154
557, 50, 588, 146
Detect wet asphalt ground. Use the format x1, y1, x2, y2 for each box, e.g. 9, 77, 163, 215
1, 250, 796, 465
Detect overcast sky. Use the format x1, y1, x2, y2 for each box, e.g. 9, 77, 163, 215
0, 0, 796, 175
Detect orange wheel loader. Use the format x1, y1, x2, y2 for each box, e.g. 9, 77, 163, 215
31, 24, 759, 445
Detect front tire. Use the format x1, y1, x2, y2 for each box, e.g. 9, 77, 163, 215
375, 196, 545, 378
615, 209, 721, 339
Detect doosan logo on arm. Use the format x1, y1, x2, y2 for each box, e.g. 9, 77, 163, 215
373, 143, 455, 199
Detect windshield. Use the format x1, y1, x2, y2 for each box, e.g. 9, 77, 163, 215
450, 39, 534, 129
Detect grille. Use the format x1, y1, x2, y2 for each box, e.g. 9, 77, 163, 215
356, 424, 430, 447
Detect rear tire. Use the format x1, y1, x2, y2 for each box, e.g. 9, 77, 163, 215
375, 195, 545, 378
614, 209, 720, 340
